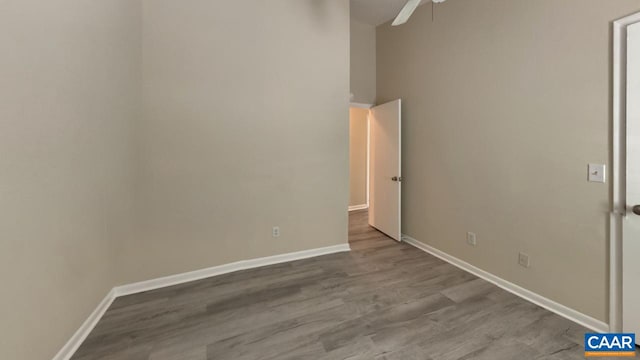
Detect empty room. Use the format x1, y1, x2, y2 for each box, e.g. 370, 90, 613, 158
4, 0, 640, 359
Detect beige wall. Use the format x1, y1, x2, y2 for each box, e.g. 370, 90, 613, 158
377, 0, 640, 322
0, 1, 140, 359
2, 1, 350, 357
119, 0, 350, 284
351, 18, 376, 104
350, 108, 369, 207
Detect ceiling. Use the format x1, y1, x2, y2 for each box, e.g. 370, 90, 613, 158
351, 0, 429, 27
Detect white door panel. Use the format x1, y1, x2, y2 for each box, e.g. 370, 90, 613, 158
369, 99, 401, 241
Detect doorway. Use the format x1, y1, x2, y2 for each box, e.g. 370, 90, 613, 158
348, 100, 402, 245
348, 105, 370, 213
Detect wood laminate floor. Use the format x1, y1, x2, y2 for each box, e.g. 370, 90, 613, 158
72, 210, 609, 359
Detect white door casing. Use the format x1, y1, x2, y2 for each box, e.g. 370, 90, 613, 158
623, 21, 640, 341
369, 99, 402, 241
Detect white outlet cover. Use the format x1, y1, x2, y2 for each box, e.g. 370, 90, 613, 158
466, 232, 477, 246
588, 164, 606, 183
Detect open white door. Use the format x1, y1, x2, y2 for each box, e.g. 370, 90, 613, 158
623, 21, 640, 341
369, 99, 401, 241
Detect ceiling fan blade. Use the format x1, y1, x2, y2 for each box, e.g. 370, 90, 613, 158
392, 0, 422, 26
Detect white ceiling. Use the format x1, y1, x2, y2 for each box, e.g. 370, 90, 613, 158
351, 0, 429, 27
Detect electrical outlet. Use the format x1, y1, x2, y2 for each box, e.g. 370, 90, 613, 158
272, 226, 280, 238
518, 252, 530, 268
466, 232, 477, 246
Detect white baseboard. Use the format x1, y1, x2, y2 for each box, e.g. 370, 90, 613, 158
348, 204, 369, 212
52, 288, 117, 360
54, 243, 350, 360
115, 243, 351, 296
401, 234, 609, 333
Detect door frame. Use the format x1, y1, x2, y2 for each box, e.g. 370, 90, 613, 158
611, 11, 640, 332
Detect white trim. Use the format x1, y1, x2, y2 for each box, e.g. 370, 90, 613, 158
52, 289, 117, 360
611, 12, 640, 332
348, 204, 369, 211
402, 234, 609, 333
366, 110, 371, 208
114, 244, 350, 297
398, 100, 402, 241
349, 102, 374, 109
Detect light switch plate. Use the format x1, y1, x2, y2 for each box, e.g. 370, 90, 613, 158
588, 164, 606, 183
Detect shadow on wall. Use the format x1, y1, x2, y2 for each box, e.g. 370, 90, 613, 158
308, 0, 337, 27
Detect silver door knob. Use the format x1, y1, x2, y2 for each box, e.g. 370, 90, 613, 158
633, 205, 640, 216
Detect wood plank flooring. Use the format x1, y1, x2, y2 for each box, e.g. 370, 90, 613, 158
73, 210, 603, 359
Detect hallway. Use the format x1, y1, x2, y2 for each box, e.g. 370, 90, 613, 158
348, 209, 396, 250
